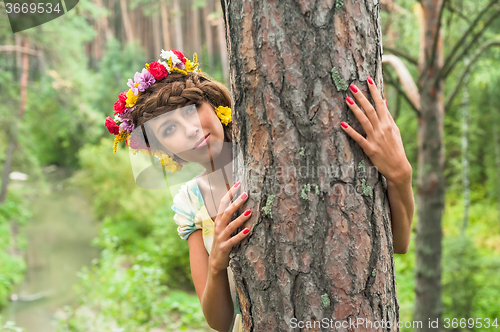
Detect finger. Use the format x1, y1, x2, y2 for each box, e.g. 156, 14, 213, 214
223, 208, 251, 239
225, 227, 251, 249
217, 180, 242, 216
349, 83, 380, 131
366, 76, 390, 125
340, 121, 373, 155
220, 191, 249, 228
346, 96, 375, 138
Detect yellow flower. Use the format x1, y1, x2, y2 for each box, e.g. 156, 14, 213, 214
214, 106, 232, 125
159, 153, 182, 173
126, 89, 139, 108
113, 131, 129, 153
185, 53, 199, 72
171, 67, 187, 75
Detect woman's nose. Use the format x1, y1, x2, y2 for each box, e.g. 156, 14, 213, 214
185, 122, 200, 138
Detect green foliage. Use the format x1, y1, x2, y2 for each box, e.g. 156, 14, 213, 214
55, 139, 205, 330
0, 189, 30, 309
442, 234, 500, 324
0, 316, 24, 332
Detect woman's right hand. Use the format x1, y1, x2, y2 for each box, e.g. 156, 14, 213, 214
208, 181, 252, 273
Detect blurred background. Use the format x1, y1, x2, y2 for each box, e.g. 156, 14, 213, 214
0, 0, 499, 331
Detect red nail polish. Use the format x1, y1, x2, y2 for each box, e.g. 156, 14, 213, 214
233, 180, 240, 188
350, 84, 358, 93
240, 192, 248, 200
341, 122, 348, 129
244, 209, 251, 216
346, 96, 354, 105
384, 99, 387, 107
367, 76, 374, 85
243, 228, 249, 234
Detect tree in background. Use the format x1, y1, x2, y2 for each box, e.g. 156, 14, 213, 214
222, 0, 400, 330
381, 0, 500, 330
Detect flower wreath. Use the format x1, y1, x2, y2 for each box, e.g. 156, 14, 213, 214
104, 49, 232, 173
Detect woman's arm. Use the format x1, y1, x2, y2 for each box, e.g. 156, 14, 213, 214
188, 230, 235, 331
340, 77, 415, 255
386, 168, 414, 254
188, 182, 252, 331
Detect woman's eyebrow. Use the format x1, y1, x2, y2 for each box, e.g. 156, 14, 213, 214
158, 120, 172, 133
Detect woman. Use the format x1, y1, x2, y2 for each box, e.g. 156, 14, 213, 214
105, 49, 414, 332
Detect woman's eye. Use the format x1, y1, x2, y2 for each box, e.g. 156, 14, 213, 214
164, 125, 175, 135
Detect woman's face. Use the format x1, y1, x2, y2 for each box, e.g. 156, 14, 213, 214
148, 101, 225, 163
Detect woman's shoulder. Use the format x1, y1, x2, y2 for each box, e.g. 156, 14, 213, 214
172, 177, 204, 211
171, 177, 204, 240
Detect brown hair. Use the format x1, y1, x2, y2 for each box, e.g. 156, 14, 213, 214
131, 71, 233, 164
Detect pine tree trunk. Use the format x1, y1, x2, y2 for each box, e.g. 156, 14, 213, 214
203, 0, 214, 71
216, 1, 228, 84
191, 1, 201, 57
222, 1, 399, 330
119, 0, 134, 43
1, 35, 30, 204
160, 1, 171, 50
173, 0, 183, 50
461, 58, 470, 234
153, 11, 162, 55
491, 94, 500, 229
414, 0, 445, 330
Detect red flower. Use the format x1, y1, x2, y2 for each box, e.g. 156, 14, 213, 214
129, 132, 148, 149
148, 62, 169, 81
172, 49, 187, 64
105, 116, 120, 135
113, 91, 128, 115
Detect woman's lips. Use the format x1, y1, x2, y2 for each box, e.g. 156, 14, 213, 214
194, 134, 210, 149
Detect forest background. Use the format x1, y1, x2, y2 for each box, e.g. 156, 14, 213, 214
0, 0, 500, 331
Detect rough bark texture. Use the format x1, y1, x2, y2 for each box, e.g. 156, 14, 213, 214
414, 0, 445, 330
222, 1, 400, 331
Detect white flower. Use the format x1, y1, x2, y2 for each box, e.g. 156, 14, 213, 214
114, 114, 121, 122
159, 49, 182, 66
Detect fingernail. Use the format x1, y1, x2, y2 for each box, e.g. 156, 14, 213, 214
350, 84, 358, 93
367, 76, 374, 85
233, 180, 240, 188
240, 192, 248, 200
244, 209, 251, 216
384, 99, 387, 107
243, 228, 249, 234
346, 96, 354, 105
341, 122, 348, 129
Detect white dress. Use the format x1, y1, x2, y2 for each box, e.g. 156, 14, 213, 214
171, 178, 243, 332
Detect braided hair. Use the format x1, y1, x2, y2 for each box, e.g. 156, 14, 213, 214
131, 72, 233, 165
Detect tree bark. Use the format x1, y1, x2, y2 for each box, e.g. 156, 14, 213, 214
160, 1, 171, 51
191, 0, 201, 57
173, 0, 183, 51
119, 0, 134, 43
414, 1, 446, 330
203, 0, 214, 71
461, 57, 470, 234
1, 35, 30, 204
216, 1, 228, 84
222, 1, 399, 331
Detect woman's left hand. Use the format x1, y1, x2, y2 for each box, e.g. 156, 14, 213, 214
340, 77, 412, 187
